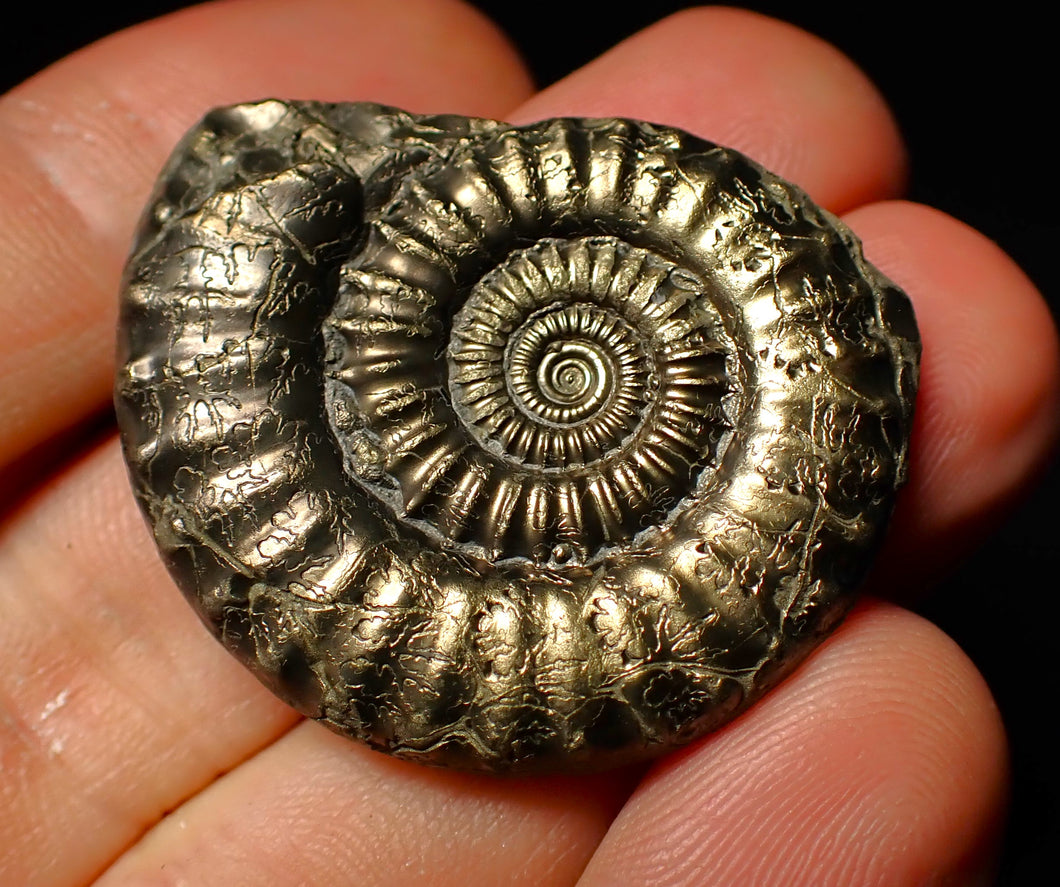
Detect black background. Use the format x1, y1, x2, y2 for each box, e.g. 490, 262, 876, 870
2, 2, 1056, 882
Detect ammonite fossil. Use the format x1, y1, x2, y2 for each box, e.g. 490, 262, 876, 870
115, 101, 920, 773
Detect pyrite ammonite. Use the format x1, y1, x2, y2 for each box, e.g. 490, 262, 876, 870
115, 101, 920, 773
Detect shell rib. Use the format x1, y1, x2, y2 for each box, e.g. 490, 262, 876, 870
115, 101, 919, 772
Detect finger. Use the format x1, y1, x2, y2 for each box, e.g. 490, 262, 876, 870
847, 201, 1060, 587
0, 0, 532, 478
508, 7, 905, 212
577, 602, 1008, 887
0, 440, 301, 887
95, 725, 635, 887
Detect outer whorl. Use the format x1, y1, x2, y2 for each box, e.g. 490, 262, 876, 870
116, 101, 920, 773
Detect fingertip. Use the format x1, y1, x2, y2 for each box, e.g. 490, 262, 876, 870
579, 602, 1008, 887
509, 6, 905, 211
2, 0, 534, 253
846, 201, 1060, 574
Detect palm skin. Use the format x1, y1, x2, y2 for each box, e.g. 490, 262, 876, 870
0, 3, 1057, 885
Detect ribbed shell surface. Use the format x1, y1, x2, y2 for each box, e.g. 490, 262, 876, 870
115, 101, 919, 773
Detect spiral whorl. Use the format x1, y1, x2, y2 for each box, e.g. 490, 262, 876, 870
331, 228, 735, 566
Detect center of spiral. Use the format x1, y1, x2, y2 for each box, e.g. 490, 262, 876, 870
507, 310, 621, 426
539, 348, 595, 403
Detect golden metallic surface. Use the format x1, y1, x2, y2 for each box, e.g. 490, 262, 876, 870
115, 102, 919, 773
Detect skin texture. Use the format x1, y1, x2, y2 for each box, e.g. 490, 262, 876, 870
0, 3, 1055, 885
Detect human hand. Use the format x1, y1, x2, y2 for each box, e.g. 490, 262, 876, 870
1, 3, 1056, 885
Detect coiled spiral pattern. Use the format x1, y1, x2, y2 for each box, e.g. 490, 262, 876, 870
331, 233, 735, 567
116, 102, 919, 772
